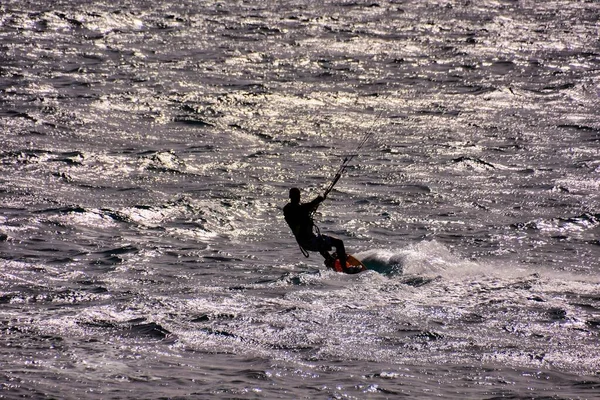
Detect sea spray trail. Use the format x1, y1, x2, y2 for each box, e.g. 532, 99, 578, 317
355, 241, 475, 276
1, 0, 599, 398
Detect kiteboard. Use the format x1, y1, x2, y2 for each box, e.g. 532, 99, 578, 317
325, 253, 367, 274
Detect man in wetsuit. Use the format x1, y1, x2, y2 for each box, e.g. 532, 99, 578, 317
283, 187, 348, 271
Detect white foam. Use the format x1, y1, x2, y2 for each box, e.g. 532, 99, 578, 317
356, 240, 598, 282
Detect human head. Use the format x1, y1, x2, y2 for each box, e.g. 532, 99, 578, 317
289, 187, 301, 203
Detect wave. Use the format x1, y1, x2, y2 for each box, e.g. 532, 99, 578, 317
355, 241, 600, 287
355, 240, 481, 277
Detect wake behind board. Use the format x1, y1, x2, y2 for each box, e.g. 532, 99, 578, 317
325, 254, 367, 274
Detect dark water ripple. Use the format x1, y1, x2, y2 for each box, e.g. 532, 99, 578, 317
1, 0, 599, 398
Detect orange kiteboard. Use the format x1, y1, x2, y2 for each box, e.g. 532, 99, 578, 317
325, 254, 367, 274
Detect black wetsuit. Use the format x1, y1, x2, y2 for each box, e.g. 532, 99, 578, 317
283, 195, 346, 267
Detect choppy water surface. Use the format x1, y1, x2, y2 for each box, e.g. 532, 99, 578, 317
1, 0, 599, 398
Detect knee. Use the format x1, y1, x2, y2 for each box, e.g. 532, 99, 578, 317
333, 238, 345, 249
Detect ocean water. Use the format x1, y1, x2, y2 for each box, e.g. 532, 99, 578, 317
1, 0, 599, 398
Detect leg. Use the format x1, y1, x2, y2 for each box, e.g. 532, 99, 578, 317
316, 238, 334, 266
302, 236, 334, 266
319, 249, 335, 267
320, 235, 346, 270
330, 236, 347, 270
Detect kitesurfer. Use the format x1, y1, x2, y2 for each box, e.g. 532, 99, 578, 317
283, 187, 348, 271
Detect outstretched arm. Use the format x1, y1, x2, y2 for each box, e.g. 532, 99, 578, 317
305, 195, 325, 213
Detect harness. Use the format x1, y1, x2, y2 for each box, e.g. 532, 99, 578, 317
299, 244, 310, 258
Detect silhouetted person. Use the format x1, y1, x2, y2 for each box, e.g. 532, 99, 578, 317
283, 187, 348, 271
